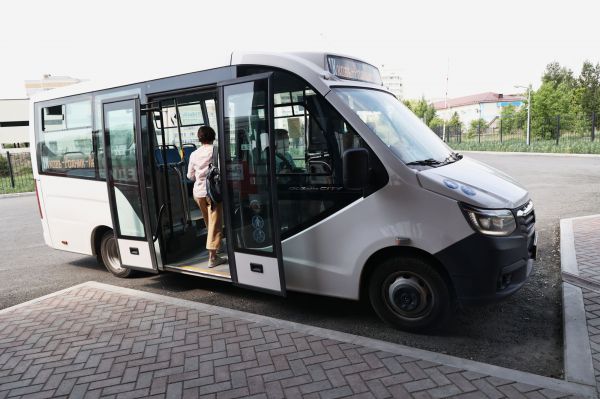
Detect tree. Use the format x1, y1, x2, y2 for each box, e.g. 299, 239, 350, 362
428, 117, 444, 129
404, 97, 437, 126
416, 97, 437, 126
531, 81, 576, 139
467, 118, 486, 138
500, 104, 527, 135
500, 104, 517, 134
542, 62, 575, 88
575, 60, 600, 117
527, 62, 581, 139
448, 112, 462, 128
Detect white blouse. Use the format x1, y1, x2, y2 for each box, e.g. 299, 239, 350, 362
186, 144, 214, 199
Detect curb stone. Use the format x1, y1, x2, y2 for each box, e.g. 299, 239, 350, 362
560, 215, 600, 390
462, 150, 600, 158
0, 191, 35, 199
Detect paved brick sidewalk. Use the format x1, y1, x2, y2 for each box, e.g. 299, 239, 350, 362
0, 283, 591, 399
572, 216, 600, 390
574, 217, 600, 284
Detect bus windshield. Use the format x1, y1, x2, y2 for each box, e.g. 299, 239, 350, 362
334, 88, 453, 165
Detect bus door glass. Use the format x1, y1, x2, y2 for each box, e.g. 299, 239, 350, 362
102, 98, 159, 272
218, 74, 286, 295
149, 93, 219, 265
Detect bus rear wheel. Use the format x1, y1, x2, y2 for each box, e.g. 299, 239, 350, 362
99, 231, 134, 278
368, 256, 451, 332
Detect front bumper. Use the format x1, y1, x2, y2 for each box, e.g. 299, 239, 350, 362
434, 221, 536, 305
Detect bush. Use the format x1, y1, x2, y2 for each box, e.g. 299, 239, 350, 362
467, 118, 487, 139
449, 140, 600, 154
0, 156, 8, 177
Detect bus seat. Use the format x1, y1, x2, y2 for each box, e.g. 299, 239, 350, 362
181, 143, 197, 192
308, 159, 333, 185
182, 143, 197, 164
155, 145, 182, 166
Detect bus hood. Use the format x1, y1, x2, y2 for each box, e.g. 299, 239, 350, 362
416, 156, 529, 209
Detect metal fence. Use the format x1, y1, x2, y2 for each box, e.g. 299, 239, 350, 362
0, 152, 34, 194
432, 113, 599, 147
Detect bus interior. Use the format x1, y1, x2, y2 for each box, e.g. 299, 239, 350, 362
146, 69, 371, 281
147, 72, 361, 280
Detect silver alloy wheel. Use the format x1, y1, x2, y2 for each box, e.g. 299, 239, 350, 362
384, 272, 434, 320
104, 235, 125, 274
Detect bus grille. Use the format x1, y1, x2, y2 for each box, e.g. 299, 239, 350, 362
515, 200, 535, 234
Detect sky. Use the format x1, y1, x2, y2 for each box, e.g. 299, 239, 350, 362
1, 0, 599, 101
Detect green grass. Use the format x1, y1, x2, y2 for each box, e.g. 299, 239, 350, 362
0, 176, 35, 195
449, 139, 600, 154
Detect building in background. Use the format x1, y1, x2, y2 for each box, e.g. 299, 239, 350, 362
0, 99, 29, 153
380, 66, 403, 99
24, 75, 82, 97
0, 75, 82, 153
433, 92, 524, 125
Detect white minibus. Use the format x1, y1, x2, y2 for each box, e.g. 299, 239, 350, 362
30, 52, 536, 331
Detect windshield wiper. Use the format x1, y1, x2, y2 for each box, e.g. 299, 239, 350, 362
439, 152, 463, 166
406, 158, 442, 166
406, 152, 463, 167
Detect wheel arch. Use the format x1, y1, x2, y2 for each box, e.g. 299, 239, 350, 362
91, 225, 113, 257
359, 246, 456, 302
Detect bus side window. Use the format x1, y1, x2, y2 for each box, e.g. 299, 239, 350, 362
270, 72, 375, 238
39, 100, 95, 178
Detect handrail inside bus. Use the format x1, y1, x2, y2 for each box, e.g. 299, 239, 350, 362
169, 165, 189, 227
152, 203, 166, 242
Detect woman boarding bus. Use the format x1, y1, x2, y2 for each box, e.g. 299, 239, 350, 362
30, 52, 536, 331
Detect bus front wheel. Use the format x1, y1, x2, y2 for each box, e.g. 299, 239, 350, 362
368, 256, 452, 332
99, 231, 134, 278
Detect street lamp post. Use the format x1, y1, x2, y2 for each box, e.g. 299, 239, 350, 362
515, 85, 532, 145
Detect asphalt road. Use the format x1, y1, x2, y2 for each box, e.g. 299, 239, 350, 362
1, 152, 599, 378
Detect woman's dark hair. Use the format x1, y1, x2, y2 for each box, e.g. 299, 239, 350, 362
197, 126, 216, 144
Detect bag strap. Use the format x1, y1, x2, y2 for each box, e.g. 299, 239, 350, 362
212, 144, 218, 166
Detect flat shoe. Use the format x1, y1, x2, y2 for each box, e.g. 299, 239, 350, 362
208, 255, 227, 268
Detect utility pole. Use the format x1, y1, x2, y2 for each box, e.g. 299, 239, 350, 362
526, 85, 532, 146
442, 58, 449, 142
515, 84, 532, 145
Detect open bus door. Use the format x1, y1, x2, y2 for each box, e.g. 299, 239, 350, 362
218, 74, 286, 296
101, 98, 160, 273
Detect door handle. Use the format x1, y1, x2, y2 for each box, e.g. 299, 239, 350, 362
250, 263, 263, 273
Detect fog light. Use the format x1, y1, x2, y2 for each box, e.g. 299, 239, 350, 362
498, 273, 512, 290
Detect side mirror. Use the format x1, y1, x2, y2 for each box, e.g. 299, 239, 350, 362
343, 148, 369, 190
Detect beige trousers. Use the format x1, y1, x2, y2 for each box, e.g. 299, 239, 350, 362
195, 197, 223, 251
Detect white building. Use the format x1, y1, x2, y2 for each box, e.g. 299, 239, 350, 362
0, 99, 29, 153
0, 76, 82, 154
25, 75, 82, 97
380, 66, 403, 99
433, 92, 524, 126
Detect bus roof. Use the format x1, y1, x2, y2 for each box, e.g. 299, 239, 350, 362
30, 51, 389, 103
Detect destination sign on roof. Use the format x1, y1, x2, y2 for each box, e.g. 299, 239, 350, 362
327, 56, 382, 86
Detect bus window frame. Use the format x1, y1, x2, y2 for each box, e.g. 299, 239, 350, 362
35, 88, 146, 182
236, 66, 389, 240
36, 94, 96, 180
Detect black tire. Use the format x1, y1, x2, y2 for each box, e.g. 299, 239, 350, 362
368, 256, 452, 332
99, 231, 134, 278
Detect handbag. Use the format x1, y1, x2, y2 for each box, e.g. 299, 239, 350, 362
206, 146, 222, 208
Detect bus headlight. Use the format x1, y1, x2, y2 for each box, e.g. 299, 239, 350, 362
461, 205, 516, 236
